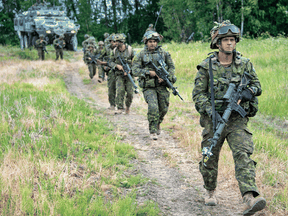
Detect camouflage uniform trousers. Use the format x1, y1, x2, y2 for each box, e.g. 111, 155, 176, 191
143, 86, 170, 134
115, 74, 134, 110
88, 63, 97, 79
107, 70, 116, 107
37, 48, 45, 60
98, 65, 105, 80
199, 113, 260, 197
55, 48, 64, 60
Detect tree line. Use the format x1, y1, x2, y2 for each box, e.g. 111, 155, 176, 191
0, 0, 287, 46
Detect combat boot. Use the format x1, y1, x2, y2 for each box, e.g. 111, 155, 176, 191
97, 79, 102, 83
150, 133, 158, 140
125, 107, 130, 115
205, 189, 217, 206
243, 192, 266, 216
157, 123, 161, 135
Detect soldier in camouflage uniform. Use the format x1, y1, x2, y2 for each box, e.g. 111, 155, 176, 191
84, 43, 102, 82
97, 34, 117, 110
53, 34, 66, 60
82, 34, 90, 53
98, 41, 106, 81
192, 20, 266, 215
107, 34, 135, 114
35, 34, 47, 60
132, 31, 176, 140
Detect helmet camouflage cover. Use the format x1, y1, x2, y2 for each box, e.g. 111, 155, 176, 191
149, 24, 153, 28
59, 34, 64, 39
210, 20, 241, 49
84, 34, 90, 39
142, 31, 163, 44
39, 34, 44, 38
98, 41, 104, 46
108, 33, 115, 41
104, 33, 110, 38
114, 34, 125, 43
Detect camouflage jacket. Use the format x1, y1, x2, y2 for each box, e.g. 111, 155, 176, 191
84, 48, 101, 64
108, 44, 135, 76
132, 46, 176, 88
35, 39, 47, 48
104, 38, 110, 51
192, 51, 262, 117
53, 38, 65, 49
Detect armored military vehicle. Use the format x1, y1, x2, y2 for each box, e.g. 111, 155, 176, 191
14, 2, 80, 51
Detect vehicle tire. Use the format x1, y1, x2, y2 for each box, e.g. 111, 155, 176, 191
72, 35, 78, 51
24, 35, 28, 49
20, 33, 24, 50
32, 36, 38, 47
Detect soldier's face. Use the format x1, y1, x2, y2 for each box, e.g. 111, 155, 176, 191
116, 41, 123, 48
110, 41, 115, 48
217, 37, 236, 52
147, 39, 157, 51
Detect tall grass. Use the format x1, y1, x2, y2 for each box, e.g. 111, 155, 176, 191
0, 58, 160, 215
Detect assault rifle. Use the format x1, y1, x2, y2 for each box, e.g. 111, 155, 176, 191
186, 32, 194, 43
202, 72, 254, 166
87, 53, 100, 64
56, 44, 62, 49
117, 56, 139, 94
147, 55, 184, 101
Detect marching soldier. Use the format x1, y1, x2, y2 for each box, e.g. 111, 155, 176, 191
99, 34, 135, 114
132, 31, 176, 140
84, 43, 102, 83
97, 34, 117, 110
35, 34, 47, 60
192, 20, 266, 215
98, 41, 106, 81
53, 34, 65, 60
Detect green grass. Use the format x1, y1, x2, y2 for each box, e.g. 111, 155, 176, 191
0, 68, 160, 215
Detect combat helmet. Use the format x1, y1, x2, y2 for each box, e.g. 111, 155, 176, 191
104, 33, 110, 38
114, 34, 125, 43
210, 20, 241, 49
59, 34, 64, 39
108, 33, 115, 41
98, 41, 104, 46
39, 34, 44, 39
84, 34, 90, 39
149, 24, 153, 28
142, 31, 163, 44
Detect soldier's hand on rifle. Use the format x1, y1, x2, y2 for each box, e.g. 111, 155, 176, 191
158, 78, 164, 83
116, 64, 124, 71
97, 59, 104, 65
240, 88, 254, 102
88, 57, 92, 60
149, 71, 156, 77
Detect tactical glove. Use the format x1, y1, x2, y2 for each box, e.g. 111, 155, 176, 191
241, 88, 254, 102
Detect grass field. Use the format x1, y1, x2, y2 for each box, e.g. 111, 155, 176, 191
0, 57, 160, 215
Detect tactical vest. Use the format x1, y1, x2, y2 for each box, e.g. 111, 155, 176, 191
113, 44, 133, 76
198, 52, 258, 117
138, 47, 175, 88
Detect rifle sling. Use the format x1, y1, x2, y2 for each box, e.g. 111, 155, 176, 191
209, 56, 217, 132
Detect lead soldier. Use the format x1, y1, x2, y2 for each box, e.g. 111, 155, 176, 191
35, 34, 47, 60
53, 34, 66, 60
192, 20, 266, 215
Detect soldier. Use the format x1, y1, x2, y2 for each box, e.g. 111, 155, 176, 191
132, 31, 176, 140
98, 41, 105, 81
82, 34, 90, 53
97, 34, 117, 110
192, 20, 266, 215
103, 34, 135, 114
146, 24, 155, 32
84, 43, 102, 82
53, 34, 66, 60
35, 34, 47, 60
